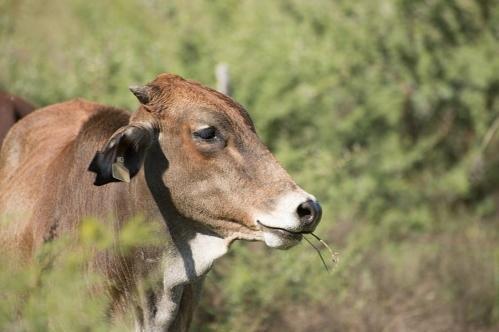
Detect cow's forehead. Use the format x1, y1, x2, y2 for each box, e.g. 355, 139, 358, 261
150, 73, 255, 131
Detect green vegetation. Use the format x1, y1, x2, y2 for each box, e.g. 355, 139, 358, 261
0, 217, 162, 331
1, 0, 498, 330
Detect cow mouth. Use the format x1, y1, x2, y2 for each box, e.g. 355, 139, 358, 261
256, 221, 304, 241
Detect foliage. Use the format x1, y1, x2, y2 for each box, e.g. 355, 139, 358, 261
0, 216, 161, 331
1, 0, 498, 331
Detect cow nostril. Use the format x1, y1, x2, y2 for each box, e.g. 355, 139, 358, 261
297, 200, 322, 228
297, 203, 313, 221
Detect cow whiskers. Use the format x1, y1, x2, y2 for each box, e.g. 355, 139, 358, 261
304, 233, 339, 272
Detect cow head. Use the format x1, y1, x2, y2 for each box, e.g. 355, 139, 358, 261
89, 74, 321, 249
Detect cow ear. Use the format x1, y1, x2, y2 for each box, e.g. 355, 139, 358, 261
88, 125, 154, 186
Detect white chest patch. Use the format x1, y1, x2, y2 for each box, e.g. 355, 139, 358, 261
162, 231, 228, 288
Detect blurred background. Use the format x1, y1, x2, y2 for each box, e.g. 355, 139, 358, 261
1, 0, 498, 331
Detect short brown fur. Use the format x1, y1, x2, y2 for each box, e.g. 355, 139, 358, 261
0, 74, 313, 331
0, 91, 36, 147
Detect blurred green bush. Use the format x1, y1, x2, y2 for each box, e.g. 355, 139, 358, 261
1, 0, 498, 331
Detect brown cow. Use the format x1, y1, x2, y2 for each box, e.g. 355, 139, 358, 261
0, 91, 36, 147
0, 73, 322, 331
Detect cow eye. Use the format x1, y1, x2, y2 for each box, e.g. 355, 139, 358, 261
193, 126, 218, 141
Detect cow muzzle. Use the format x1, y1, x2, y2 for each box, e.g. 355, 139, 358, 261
254, 191, 322, 249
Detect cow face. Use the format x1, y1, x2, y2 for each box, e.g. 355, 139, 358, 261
89, 74, 321, 249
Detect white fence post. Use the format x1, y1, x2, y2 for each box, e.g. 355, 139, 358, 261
215, 63, 230, 96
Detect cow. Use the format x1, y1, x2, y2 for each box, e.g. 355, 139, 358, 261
0, 73, 322, 331
0, 91, 36, 147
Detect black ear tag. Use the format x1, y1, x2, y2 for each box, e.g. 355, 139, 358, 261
112, 156, 130, 183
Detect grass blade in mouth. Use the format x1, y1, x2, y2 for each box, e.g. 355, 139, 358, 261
304, 236, 330, 272
304, 233, 339, 272
310, 232, 339, 265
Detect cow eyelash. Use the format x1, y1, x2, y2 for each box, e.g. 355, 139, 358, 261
193, 126, 218, 141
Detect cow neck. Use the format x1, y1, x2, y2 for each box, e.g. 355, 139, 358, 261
131, 164, 230, 330
162, 218, 229, 286
135, 144, 230, 287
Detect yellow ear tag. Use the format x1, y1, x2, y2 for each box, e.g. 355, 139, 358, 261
112, 157, 130, 183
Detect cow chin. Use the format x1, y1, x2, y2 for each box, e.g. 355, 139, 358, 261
262, 230, 303, 249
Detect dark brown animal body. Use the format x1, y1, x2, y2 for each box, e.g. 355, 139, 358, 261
0, 74, 322, 331
0, 91, 35, 146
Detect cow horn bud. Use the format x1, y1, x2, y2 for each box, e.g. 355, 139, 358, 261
129, 85, 151, 105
